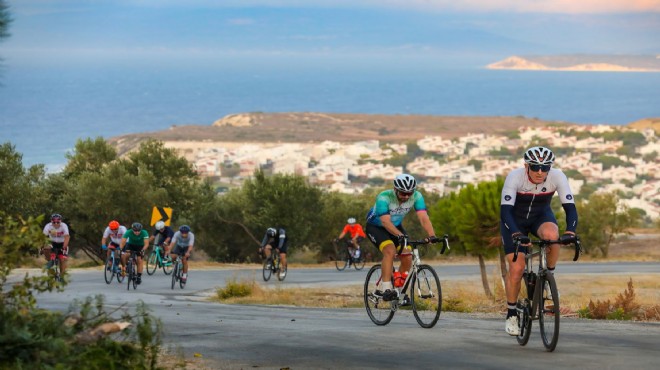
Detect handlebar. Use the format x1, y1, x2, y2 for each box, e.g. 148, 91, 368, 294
512, 235, 582, 263
403, 234, 450, 255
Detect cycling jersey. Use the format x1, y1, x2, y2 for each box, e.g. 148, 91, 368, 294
153, 226, 174, 241
122, 229, 149, 245
43, 222, 69, 243
342, 224, 366, 238
103, 225, 127, 245
172, 231, 195, 248
501, 167, 578, 236
366, 189, 427, 227
261, 228, 288, 253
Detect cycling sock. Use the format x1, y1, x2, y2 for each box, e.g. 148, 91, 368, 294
548, 267, 556, 274
138, 273, 142, 277
380, 281, 393, 291
507, 302, 517, 318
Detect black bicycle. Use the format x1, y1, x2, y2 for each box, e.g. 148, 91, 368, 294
513, 235, 582, 352
171, 256, 187, 289
262, 249, 286, 282
334, 238, 365, 271
364, 235, 449, 328
126, 250, 140, 291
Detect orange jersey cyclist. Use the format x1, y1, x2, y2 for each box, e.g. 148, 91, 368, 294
365, 174, 441, 302
337, 217, 366, 259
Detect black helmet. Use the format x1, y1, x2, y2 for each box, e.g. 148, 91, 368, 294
179, 225, 191, 233
266, 227, 276, 237
131, 222, 143, 232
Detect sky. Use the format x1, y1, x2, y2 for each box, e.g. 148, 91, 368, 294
2, 0, 659, 69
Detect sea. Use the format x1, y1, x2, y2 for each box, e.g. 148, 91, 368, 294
1, 63, 659, 171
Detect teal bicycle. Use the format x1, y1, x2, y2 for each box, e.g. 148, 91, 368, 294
146, 244, 173, 275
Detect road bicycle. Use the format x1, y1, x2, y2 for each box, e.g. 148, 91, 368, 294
171, 255, 188, 289
513, 235, 582, 352
146, 243, 173, 276
126, 250, 140, 291
364, 235, 449, 328
262, 249, 286, 282
104, 248, 125, 284
334, 238, 365, 271
45, 249, 64, 284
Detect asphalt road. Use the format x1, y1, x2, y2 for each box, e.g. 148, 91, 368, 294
26, 262, 660, 369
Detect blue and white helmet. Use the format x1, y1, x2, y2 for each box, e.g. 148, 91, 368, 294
523, 146, 555, 165
393, 174, 417, 193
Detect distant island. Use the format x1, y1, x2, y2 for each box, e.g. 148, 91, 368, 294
487, 55, 660, 72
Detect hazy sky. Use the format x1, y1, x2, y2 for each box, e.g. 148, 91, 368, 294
2, 0, 659, 68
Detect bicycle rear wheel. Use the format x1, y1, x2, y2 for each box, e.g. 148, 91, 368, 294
262, 257, 273, 281
104, 258, 114, 284
539, 273, 560, 352
162, 257, 173, 275
335, 249, 349, 271
411, 264, 442, 328
146, 251, 158, 275
364, 264, 395, 326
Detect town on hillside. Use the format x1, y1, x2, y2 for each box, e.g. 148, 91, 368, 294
168, 125, 659, 220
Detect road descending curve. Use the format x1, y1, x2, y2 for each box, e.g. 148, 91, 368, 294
28, 265, 660, 369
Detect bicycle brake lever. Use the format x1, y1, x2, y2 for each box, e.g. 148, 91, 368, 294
440, 235, 449, 254
573, 237, 582, 262
513, 241, 520, 263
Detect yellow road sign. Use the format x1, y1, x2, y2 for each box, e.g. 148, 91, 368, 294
151, 206, 173, 226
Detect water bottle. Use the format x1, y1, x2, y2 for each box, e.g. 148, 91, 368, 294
527, 272, 536, 299
394, 271, 407, 287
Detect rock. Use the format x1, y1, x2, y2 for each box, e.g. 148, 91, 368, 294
212, 114, 255, 127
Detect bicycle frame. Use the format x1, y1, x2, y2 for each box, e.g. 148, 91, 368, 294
391, 236, 449, 309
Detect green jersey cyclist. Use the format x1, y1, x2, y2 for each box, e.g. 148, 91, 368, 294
120, 222, 150, 285
365, 174, 441, 301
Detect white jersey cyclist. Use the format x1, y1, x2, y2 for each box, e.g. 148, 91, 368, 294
44, 222, 70, 243
103, 225, 128, 245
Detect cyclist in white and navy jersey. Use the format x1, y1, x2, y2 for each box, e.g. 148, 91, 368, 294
168, 225, 194, 283
259, 227, 288, 279
501, 146, 578, 336
366, 174, 441, 302
101, 220, 127, 267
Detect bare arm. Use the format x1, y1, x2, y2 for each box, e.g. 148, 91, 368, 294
380, 215, 403, 237
417, 210, 436, 238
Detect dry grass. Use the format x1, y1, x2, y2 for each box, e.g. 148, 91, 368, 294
211, 272, 660, 321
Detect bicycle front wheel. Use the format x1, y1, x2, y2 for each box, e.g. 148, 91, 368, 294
262, 258, 273, 281
539, 273, 560, 352
364, 264, 395, 326
127, 261, 133, 291
171, 263, 178, 289
335, 249, 348, 271
411, 264, 442, 328
146, 252, 157, 275
353, 255, 365, 271
104, 258, 114, 284
179, 267, 186, 289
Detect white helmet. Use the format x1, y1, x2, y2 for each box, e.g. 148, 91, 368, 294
347, 217, 356, 225
393, 173, 417, 193
155, 221, 165, 231
523, 146, 555, 165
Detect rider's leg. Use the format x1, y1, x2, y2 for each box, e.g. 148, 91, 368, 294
280, 252, 287, 271
505, 252, 526, 304
42, 246, 52, 262
398, 248, 412, 275
264, 244, 272, 259
182, 254, 189, 274
537, 222, 560, 270
380, 242, 396, 283
59, 252, 67, 275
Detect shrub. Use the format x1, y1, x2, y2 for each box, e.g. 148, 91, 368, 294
217, 279, 254, 299
579, 279, 641, 320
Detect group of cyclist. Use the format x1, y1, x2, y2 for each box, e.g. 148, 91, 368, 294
42, 145, 577, 336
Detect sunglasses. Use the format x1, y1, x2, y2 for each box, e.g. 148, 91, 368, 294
52, 220, 61, 224
397, 190, 414, 197
529, 164, 551, 172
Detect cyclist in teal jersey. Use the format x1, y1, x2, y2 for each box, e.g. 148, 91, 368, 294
120, 222, 149, 285
366, 174, 441, 301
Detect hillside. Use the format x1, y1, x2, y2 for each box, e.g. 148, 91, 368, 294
108, 113, 565, 155
487, 55, 660, 72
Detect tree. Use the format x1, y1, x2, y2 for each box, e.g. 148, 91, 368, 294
430, 179, 505, 297
0, 0, 10, 40
0, 142, 49, 216
63, 137, 117, 179
576, 192, 642, 257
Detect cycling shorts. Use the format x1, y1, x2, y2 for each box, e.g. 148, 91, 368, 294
108, 241, 120, 249
123, 243, 145, 257
172, 245, 190, 256
48, 242, 68, 257
501, 207, 557, 255
366, 224, 411, 254
266, 242, 288, 254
